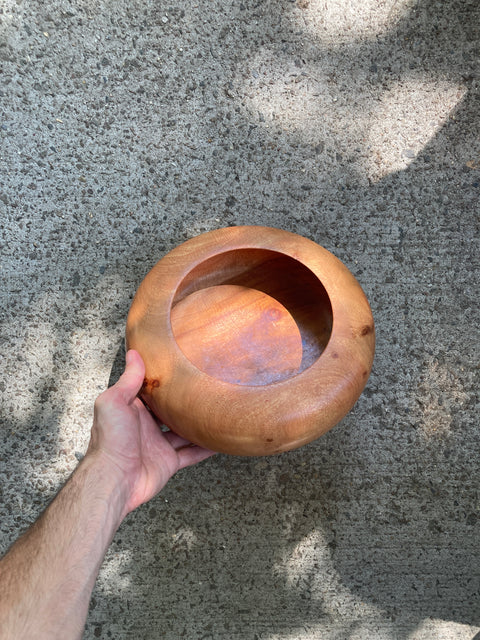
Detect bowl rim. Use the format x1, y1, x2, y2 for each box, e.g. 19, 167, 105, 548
168, 245, 334, 386
126, 225, 375, 455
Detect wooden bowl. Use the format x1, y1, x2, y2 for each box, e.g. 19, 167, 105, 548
126, 226, 375, 456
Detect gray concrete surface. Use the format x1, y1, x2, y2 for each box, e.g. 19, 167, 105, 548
1, 0, 479, 637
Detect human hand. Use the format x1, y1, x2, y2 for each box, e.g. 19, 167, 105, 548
86, 349, 215, 516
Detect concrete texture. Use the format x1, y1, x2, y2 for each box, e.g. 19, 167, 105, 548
0, 0, 479, 637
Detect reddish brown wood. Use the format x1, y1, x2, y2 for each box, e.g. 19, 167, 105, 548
171, 284, 303, 386
126, 226, 375, 456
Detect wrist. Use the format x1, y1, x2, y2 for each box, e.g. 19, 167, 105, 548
78, 451, 133, 524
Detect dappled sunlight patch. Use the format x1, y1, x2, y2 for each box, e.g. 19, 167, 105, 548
237, 48, 358, 144
366, 79, 467, 180
275, 529, 384, 619
170, 526, 199, 552
0, 271, 131, 456
2, 319, 55, 426
237, 49, 466, 183
262, 617, 479, 639
98, 548, 134, 593
406, 617, 479, 639
57, 272, 131, 452
290, 0, 415, 45
0, 0, 18, 32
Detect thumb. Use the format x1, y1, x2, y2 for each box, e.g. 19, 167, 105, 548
114, 349, 146, 404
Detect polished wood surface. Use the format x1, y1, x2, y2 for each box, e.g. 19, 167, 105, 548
126, 226, 375, 456
171, 284, 303, 386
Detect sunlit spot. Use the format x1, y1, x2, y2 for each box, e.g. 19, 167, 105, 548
276, 529, 384, 618
0, 0, 16, 15
171, 526, 199, 551
406, 617, 478, 639
291, 0, 415, 44
0, 0, 21, 35
263, 617, 479, 639
2, 273, 129, 455
3, 319, 55, 425
57, 273, 129, 452
263, 625, 398, 640
366, 79, 466, 179
98, 549, 133, 592
238, 54, 466, 182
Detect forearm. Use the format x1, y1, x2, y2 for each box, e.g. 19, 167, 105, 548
0, 349, 213, 639
0, 453, 129, 640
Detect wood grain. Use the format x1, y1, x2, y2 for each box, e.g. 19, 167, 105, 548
171, 284, 303, 386
126, 226, 375, 456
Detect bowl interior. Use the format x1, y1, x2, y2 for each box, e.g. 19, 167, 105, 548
170, 248, 333, 386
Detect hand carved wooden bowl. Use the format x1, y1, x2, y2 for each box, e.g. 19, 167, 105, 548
126, 226, 375, 456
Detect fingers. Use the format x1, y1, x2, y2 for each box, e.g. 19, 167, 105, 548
163, 430, 192, 450
177, 445, 217, 470
162, 430, 217, 468
114, 349, 146, 404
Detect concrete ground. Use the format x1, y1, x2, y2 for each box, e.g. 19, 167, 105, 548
1, 0, 479, 637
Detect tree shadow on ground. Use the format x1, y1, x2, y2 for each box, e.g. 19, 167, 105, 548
1, 0, 479, 638
93, 0, 479, 636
